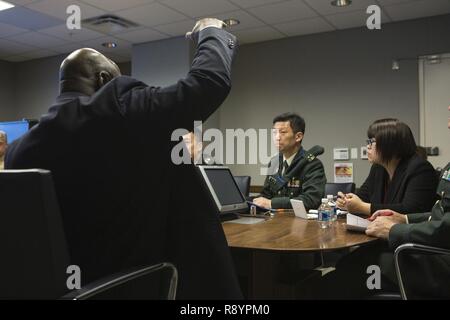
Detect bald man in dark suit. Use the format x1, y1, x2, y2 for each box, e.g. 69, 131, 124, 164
6, 18, 241, 299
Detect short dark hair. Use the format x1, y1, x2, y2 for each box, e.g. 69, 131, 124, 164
273, 113, 305, 134
367, 118, 417, 163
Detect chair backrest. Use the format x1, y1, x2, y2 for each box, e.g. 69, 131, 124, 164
394, 243, 450, 300
233, 175, 251, 197
325, 182, 356, 196
63, 263, 178, 300
0, 170, 70, 299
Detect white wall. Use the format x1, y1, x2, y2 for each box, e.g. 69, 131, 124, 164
419, 52, 450, 169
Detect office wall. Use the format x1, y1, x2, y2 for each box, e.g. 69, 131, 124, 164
132, 36, 220, 130
0, 60, 16, 121
221, 14, 450, 187
133, 36, 190, 87
11, 55, 130, 120
118, 62, 131, 76
4, 14, 450, 185
14, 55, 64, 120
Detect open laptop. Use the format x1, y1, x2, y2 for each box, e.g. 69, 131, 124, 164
290, 199, 318, 220
197, 166, 250, 220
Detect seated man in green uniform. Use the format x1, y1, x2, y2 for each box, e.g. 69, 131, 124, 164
253, 112, 326, 210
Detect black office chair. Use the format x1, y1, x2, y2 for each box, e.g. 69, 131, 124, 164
234, 175, 251, 197
0, 170, 178, 300
0, 169, 70, 299
325, 182, 355, 196
394, 243, 450, 300
62, 262, 178, 300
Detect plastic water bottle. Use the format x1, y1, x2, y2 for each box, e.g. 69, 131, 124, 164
327, 194, 337, 221
318, 198, 332, 229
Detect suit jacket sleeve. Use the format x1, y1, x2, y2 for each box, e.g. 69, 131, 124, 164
115, 27, 237, 132
389, 212, 450, 249
271, 160, 326, 210
259, 175, 273, 199
407, 212, 432, 223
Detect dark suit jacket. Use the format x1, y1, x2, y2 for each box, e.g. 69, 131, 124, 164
357, 154, 438, 214
6, 28, 242, 299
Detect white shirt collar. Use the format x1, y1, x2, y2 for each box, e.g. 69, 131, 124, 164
283, 151, 298, 167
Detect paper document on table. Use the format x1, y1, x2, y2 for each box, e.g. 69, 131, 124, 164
225, 217, 266, 225
346, 213, 370, 232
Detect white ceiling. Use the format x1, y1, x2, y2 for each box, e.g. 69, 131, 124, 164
0, 0, 449, 63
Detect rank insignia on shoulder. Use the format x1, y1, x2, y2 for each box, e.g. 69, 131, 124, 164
306, 153, 315, 162
443, 170, 449, 181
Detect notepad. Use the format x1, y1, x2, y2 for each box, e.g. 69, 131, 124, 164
224, 217, 266, 225
346, 213, 370, 232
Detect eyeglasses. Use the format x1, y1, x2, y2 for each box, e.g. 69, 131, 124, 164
366, 138, 376, 146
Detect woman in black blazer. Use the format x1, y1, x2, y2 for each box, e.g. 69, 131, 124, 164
337, 119, 438, 216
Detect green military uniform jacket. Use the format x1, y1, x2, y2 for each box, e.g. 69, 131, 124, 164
389, 162, 450, 249
386, 163, 450, 298
259, 147, 326, 210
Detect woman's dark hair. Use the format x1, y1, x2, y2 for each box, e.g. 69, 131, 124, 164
367, 118, 417, 164
273, 112, 305, 134
416, 146, 428, 160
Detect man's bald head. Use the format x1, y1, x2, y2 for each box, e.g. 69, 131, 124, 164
59, 48, 121, 96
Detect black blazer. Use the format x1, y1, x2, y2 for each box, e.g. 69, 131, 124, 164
357, 154, 438, 214
6, 28, 241, 299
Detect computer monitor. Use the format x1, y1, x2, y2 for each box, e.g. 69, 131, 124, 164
197, 166, 249, 216
0, 120, 29, 143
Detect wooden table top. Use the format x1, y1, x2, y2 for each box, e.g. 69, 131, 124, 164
222, 212, 377, 252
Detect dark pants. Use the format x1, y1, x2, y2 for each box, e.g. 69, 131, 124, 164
317, 241, 398, 299
316, 241, 450, 299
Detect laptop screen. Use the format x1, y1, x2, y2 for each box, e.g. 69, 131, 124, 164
204, 168, 245, 205
198, 166, 248, 215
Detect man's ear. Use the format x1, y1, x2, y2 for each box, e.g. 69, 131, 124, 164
97, 71, 112, 90
295, 132, 304, 143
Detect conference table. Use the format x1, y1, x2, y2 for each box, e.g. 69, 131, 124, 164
222, 212, 378, 299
